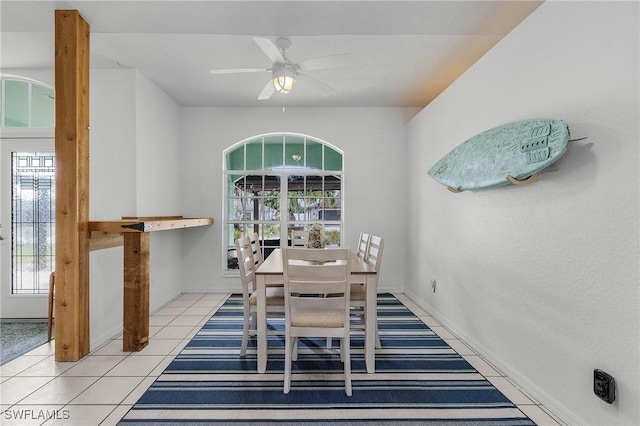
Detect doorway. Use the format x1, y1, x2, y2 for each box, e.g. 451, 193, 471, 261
1, 138, 54, 318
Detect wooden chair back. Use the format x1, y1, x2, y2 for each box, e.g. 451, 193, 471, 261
290, 230, 309, 247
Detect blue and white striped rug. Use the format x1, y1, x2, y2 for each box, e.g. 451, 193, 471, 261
119, 294, 534, 425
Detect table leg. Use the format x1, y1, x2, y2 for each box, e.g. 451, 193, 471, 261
256, 274, 267, 373
365, 274, 378, 373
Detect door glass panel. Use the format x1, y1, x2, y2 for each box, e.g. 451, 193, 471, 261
11, 152, 55, 294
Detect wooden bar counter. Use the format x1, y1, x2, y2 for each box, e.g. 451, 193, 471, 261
88, 216, 213, 351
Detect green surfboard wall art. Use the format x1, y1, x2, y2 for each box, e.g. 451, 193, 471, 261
428, 118, 571, 192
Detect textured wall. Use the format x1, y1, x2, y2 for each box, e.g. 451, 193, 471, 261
179, 107, 411, 294
89, 70, 183, 348
405, 2, 639, 425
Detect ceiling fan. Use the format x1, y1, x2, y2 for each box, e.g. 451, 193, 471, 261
209, 37, 349, 100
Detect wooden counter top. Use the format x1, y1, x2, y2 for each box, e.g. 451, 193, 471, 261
89, 216, 214, 233
88, 215, 214, 351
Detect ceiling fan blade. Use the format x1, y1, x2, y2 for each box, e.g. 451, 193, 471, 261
297, 54, 350, 71
257, 80, 275, 100
297, 72, 335, 95
210, 68, 269, 75
253, 37, 284, 63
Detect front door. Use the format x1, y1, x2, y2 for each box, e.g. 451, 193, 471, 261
0, 138, 55, 318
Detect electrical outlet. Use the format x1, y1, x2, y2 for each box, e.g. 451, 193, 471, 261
430, 279, 437, 292
594, 369, 616, 404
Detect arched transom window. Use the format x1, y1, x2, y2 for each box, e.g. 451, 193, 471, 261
223, 133, 343, 272
1, 76, 55, 127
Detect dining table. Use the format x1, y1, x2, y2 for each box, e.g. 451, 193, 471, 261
254, 248, 379, 374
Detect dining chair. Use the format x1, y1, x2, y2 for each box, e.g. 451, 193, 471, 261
356, 232, 371, 259
249, 232, 264, 268
290, 229, 309, 247
351, 235, 384, 348
282, 247, 353, 396
235, 236, 284, 357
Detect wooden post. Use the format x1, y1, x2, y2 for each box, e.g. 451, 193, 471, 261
123, 233, 150, 351
54, 10, 91, 361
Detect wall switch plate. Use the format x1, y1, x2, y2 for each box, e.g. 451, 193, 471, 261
594, 369, 616, 404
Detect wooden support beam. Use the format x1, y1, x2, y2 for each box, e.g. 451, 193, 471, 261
54, 10, 91, 361
89, 232, 124, 251
123, 233, 150, 351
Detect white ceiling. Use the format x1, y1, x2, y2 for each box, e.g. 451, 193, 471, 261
0, 0, 543, 108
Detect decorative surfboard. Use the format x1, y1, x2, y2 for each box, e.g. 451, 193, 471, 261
427, 118, 571, 192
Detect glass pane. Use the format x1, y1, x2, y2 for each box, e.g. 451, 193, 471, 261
226, 146, 244, 170
228, 197, 247, 220
246, 139, 263, 170
323, 224, 342, 247
261, 193, 280, 221
287, 175, 304, 193
306, 140, 322, 170
324, 146, 342, 171
305, 175, 324, 192
228, 174, 244, 195
287, 196, 305, 221
262, 223, 281, 258
264, 135, 283, 169
12, 152, 55, 294
226, 223, 251, 269
285, 135, 305, 168
0, 82, 3, 125
31, 84, 55, 127
5, 80, 29, 127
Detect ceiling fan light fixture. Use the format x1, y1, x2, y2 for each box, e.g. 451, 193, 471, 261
272, 64, 296, 94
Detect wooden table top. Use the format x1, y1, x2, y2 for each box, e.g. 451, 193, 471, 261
255, 248, 375, 275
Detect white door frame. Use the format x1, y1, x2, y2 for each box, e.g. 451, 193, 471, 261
1, 136, 54, 318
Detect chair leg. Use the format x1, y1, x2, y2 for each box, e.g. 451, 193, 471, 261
343, 334, 352, 396
292, 337, 298, 361
284, 334, 292, 394
47, 272, 55, 342
240, 306, 250, 357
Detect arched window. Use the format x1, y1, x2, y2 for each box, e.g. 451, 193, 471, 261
224, 133, 343, 272
1, 76, 55, 127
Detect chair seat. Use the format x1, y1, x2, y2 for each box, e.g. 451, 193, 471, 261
291, 310, 344, 328
249, 287, 285, 306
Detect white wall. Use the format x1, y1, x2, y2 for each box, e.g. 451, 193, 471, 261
89, 69, 182, 348
405, 2, 639, 425
88, 69, 136, 347
179, 107, 413, 294
134, 72, 183, 311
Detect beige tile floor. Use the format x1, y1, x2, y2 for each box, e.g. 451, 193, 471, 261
0, 293, 565, 426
